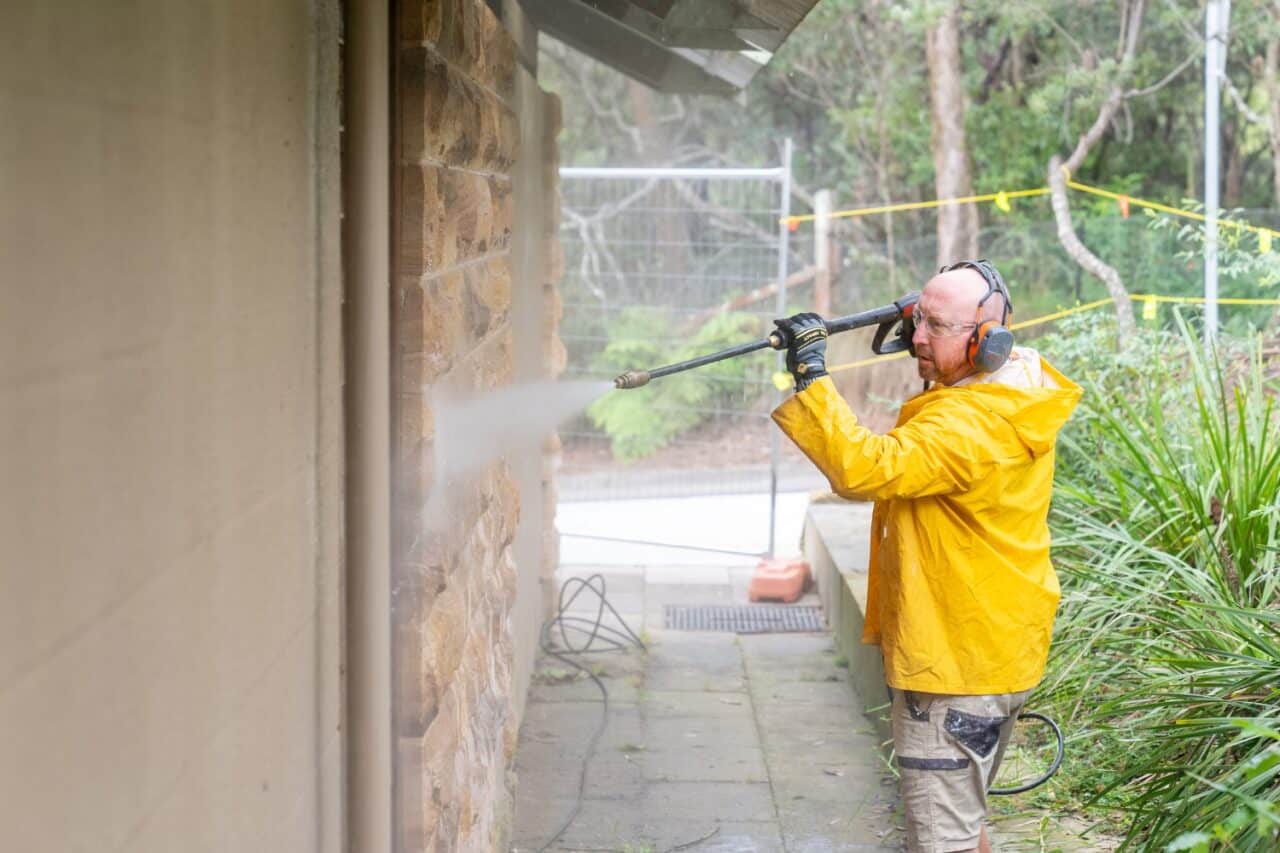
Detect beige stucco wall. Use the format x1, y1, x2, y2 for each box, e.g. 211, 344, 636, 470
0, 2, 344, 851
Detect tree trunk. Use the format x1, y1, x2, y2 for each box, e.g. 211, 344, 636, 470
1049, 156, 1136, 339
1224, 118, 1243, 209
1265, 25, 1280, 206
925, 5, 979, 266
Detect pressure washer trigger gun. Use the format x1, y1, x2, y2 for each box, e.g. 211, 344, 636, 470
613, 291, 922, 390
869, 291, 920, 357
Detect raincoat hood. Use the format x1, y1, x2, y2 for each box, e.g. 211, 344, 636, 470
771, 349, 1081, 694
912, 347, 1079, 458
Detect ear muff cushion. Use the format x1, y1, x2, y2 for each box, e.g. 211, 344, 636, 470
971, 325, 1014, 372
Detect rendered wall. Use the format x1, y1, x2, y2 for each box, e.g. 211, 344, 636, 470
394, 0, 562, 848
0, 3, 344, 851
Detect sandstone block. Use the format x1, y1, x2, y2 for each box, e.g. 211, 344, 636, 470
401, 47, 517, 172
401, 0, 515, 102
399, 166, 444, 278
460, 257, 510, 342
400, 271, 463, 365
401, 166, 512, 277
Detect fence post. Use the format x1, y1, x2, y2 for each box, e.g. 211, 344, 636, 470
814, 189, 832, 316
769, 138, 793, 559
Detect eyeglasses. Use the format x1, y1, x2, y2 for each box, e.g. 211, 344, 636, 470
913, 308, 978, 338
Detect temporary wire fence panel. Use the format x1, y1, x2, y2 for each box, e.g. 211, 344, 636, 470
557, 165, 823, 506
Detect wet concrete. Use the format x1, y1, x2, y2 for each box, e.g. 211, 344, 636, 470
511, 566, 900, 852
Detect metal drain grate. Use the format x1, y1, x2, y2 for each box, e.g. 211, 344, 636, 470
664, 605, 825, 634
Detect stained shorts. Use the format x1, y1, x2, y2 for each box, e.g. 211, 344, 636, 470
889, 687, 1031, 852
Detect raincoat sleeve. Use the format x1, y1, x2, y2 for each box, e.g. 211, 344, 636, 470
771, 376, 1012, 501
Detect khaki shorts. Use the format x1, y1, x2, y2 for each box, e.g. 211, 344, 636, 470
889, 688, 1031, 852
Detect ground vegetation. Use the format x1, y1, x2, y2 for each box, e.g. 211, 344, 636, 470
1030, 305, 1280, 850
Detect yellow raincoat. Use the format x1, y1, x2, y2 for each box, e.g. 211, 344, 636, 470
772, 350, 1081, 694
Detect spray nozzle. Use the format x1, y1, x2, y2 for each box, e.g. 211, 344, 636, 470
613, 370, 651, 389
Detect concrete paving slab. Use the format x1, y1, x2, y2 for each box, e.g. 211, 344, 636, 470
637, 715, 759, 753
555, 567, 649, 592
513, 798, 649, 852
642, 632, 748, 693
755, 677, 865, 708
753, 700, 885, 738
639, 690, 755, 718
757, 726, 883, 759
739, 633, 843, 674
646, 566, 731, 585
558, 594, 647, 620
641, 741, 770, 784
644, 582, 739, 612
652, 822, 787, 853
642, 780, 775, 821
775, 796, 899, 851
527, 651, 647, 706
762, 750, 889, 805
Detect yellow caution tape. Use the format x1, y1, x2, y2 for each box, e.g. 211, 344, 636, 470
781, 180, 1280, 248
1008, 297, 1116, 332
824, 294, 1280, 375
781, 187, 1050, 225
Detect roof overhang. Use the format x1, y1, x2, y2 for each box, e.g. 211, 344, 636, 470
522, 0, 821, 95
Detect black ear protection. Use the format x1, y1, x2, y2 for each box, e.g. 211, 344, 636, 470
939, 259, 1015, 373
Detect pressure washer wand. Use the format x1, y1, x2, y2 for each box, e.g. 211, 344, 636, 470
613, 298, 914, 390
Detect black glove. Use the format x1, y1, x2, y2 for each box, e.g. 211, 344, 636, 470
772, 312, 828, 391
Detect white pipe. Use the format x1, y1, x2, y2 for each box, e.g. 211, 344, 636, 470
769, 138, 792, 558
1204, 0, 1231, 344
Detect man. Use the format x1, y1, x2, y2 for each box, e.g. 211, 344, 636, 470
770, 261, 1081, 853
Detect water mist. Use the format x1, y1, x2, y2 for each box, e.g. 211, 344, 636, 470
422, 380, 614, 530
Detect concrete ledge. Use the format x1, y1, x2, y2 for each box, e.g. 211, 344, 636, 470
801, 500, 891, 744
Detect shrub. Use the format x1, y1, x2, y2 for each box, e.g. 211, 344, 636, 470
1043, 314, 1280, 850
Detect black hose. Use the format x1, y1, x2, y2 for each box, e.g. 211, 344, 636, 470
534, 575, 644, 853
988, 711, 1065, 796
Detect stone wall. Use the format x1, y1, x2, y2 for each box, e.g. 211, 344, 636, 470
394, 1, 561, 848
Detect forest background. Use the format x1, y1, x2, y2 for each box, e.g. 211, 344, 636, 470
542, 0, 1280, 323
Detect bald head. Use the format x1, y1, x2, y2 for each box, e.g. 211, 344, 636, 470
922, 267, 1005, 324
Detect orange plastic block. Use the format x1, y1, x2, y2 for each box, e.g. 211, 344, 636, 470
748, 557, 811, 603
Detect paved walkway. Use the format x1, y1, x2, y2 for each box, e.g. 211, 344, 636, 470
511, 566, 901, 852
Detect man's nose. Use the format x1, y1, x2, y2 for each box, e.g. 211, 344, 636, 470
912, 319, 929, 348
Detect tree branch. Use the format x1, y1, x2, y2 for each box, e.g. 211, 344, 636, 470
1048, 156, 1136, 340
1222, 73, 1268, 126
1125, 51, 1199, 99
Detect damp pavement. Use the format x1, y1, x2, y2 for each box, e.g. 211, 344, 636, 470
511, 563, 1119, 853
511, 565, 901, 852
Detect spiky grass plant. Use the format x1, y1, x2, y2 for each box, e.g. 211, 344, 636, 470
1043, 314, 1280, 850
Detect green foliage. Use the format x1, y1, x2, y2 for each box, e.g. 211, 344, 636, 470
1151, 209, 1280, 292
585, 310, 770, 459
1041, 316, 1280, 850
